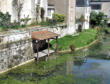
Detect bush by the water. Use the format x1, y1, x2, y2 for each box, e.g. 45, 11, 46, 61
90, 11, 107, 28
70, 44, 76, 52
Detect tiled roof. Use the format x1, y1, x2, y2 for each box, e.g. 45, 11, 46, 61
31, 30, 59, 41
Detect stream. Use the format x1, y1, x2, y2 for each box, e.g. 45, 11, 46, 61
0, 35, 110, 84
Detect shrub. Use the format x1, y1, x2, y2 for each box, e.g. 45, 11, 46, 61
90, 11, 105, 27
70, 44, 76, 52
0, 12, 11, 30
0, 12, 20, 30
53, 13, 65, 23
46, 18, 57, 26
20, 15, 31, 27
40, 18, 57, 27
11, 21, 20, 29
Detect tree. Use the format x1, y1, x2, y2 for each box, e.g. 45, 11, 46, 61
90, 11, 97, 27
90, 11, 105, 27
96, 12, 104, 26
41, 7, 45, 21
12, 0, 24, 22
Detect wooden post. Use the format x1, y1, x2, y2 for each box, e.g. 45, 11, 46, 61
48, 39, 50, 56
36, 41, 39, 60
56, 36, 58, 52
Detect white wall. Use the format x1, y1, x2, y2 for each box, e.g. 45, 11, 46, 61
40, 0, 48, 19
21, 0, 36, 23
35, 0, 48, 19
0, 0, 13, 21
67, 0, 76, 34
0, 0, 36, 23
76, 7, 91, 30
47, 6, 55, 19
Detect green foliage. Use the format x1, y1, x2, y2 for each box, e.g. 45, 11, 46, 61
96, 12, 104, 25
40, 75, 75, 84
50, 29, 98, 50
7, 53, 73, 76
76, 15, 85, 23
21, 15, 31, 27
39, 18, 57, 27
104, 27, 110, 34
0, 12, 11, 30
53, 13, 65, 23
40, 75, 101, 84
70, 44, 76, 52
90, 11, 105, 27
0, 11, 21, 31
0, 76, 38, 84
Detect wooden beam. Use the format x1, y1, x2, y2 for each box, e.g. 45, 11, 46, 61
48, 39, 50, 57
36, 41, 39, 60
56, 36, 58, 52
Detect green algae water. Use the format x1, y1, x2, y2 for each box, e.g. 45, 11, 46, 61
0, 35, 110, 84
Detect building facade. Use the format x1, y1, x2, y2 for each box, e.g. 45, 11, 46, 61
48, 0, 68, 21
0, 0, 48, 23
48, 0, 76, 34
76, 0, 91, 29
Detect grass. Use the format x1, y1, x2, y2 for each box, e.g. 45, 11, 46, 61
50, 29, 98, 50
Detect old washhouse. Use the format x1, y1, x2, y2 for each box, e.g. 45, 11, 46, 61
31, 30, 59, 60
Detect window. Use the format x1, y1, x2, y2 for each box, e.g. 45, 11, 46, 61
91, 4, 101, 10
37, 0, 41, 4
104, 15, 108, 18
48, 9, 51, 16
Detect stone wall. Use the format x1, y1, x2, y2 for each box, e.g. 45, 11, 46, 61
0, 25, 77, 72
0, 32, 34, 72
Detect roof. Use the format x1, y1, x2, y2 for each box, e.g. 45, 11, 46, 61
31, 30, 59, 41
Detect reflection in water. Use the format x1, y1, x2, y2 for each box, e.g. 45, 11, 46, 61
66, 57, 74, 75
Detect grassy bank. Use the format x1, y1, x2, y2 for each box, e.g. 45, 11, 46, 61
50, 29, 98, 50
